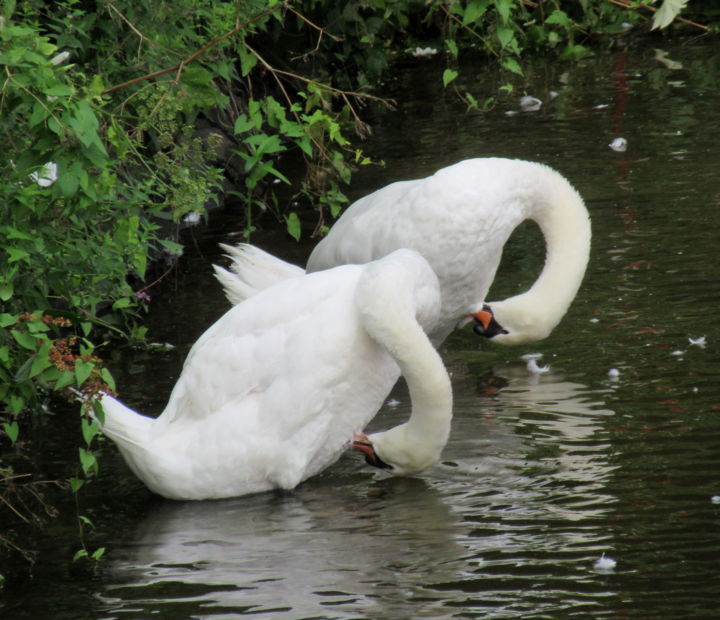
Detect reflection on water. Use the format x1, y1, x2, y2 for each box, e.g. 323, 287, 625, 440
101, 476, 463, 619
99, 368, 627, 618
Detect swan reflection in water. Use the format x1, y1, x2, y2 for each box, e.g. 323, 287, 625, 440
100, 368, 620, 618
100, 473, 465, 619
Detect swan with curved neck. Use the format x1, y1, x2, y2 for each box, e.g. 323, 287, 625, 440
96, 249, 451, 500
214, 158, 591, 346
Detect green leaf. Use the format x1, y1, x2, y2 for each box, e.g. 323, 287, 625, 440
73, 549, 88, 562
239, 46, 258, 77
0, 282, 13, 301
234, 113, 256, 135
7, 247, 30, 263
74, 358, 94, 386
67, 100, 103, 152
44, 84, 73, 97
295, 136, 313, 156
286, 212, 301, 241
81, 418, 99, 447
8, 395, 24, 415
29, 102, 48, 127
29, 341, 53, 378
14, 355, 34, 382
56, 170, 79, 198
442, 69, 458, 87
445, 39, 458, 59
501, 57, 524, 76
495, 0, 513, 23
465, 91, 479, 111
54, 370, 76, 390
0, 314, 17, 328
545, 9, 571, 28
78, 515, 95, 528
159, 239, 184, 257
496, 25, 514, 49
462, 0, 490, 25
69, 477, 84, 493
11, 329, 37, 351
1, 226, 33, 241
91, 547, 106, 561
112, 297, 132, 310
78, 447, 98, 476
3, 421, 19, 445
243, 133, 286, 155
93, 399, 105, 425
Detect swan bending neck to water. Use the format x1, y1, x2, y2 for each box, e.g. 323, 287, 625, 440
214, 158, 591, 346
96, 249, 452, 500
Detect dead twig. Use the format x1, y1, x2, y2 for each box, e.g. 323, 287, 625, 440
285, 4, 343, 62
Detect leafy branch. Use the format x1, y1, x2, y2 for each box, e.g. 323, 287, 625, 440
101, 2, 287, 95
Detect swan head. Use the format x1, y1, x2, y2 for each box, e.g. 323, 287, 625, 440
351, 424, 447, 477
469, 295, 559, 346
352, 433, 394, 471
469, 304, 509, 339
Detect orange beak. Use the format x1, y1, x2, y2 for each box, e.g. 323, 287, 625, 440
470, 309, 493, 331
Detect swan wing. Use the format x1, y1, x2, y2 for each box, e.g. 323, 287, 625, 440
159, 265, 396, 439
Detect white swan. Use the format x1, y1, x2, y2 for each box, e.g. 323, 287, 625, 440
96, 249, 452, 500
214, 158, 591, 346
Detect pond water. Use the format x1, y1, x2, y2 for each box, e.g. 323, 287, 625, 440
4, 38, 720, 618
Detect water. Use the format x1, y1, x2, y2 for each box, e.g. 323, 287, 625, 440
4, 39, 720, 618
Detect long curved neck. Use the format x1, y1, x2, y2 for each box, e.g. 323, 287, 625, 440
389, 326, 453, 457
490, 170, 591, 345
356, 252, 453, 474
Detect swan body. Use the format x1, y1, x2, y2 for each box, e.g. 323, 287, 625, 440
215, 158, 591, 345
98, 249, 452, 500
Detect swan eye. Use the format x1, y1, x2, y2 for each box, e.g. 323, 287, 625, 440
470, 305, 508, 339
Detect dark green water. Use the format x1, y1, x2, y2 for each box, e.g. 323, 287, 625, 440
3, 39, 720, 618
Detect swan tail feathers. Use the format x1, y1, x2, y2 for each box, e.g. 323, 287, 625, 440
214, 243, 305, 305
95, 394, 151, 451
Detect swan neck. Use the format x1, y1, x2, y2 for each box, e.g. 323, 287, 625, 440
371, 329, 453, 474
492, 173, 591, 345
356, 252, 453, 473
398, 340, 453, 441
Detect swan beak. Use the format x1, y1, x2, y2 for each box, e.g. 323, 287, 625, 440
351, 433, 393, 470
469, 304, 509, 339
472, 309, 493, 331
